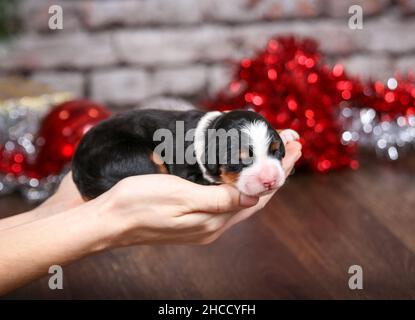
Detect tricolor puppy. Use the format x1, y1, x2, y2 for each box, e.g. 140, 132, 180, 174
72, 109, 299, 199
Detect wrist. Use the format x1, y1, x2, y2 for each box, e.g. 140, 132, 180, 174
44, 201, 112, 258
86, 192, 133, 250
75, 197, 117, 253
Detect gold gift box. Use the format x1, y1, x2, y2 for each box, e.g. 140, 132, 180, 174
0, 77, 73, 114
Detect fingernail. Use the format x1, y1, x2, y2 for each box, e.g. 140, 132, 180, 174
240, 194, 259, 207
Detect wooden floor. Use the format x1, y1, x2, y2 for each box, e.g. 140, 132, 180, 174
1, 154, 415, 299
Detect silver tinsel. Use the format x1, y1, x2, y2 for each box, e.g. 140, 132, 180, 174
0, 92, 72, 202
340, 105, 415, 161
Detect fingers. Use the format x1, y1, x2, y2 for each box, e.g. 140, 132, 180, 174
173, 211, 233, 233
282, 141, 302, 176
279, 129, 300, 144
187, 183, 259, 213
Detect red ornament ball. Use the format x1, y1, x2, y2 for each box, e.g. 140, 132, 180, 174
30, 99, 111, 178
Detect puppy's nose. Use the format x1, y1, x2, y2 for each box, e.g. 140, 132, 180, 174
262, 179, 276, 189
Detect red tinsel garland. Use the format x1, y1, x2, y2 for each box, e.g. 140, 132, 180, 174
207, 36, 415, 172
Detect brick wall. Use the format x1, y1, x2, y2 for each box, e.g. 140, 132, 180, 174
0, 0, 415, 110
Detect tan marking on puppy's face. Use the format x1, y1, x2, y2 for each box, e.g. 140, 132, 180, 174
150, 152, 168, 174
219, 166, 240, 185
240, 148, 250, 161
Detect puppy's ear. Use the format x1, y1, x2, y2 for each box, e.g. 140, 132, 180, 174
279, 139, 286, 159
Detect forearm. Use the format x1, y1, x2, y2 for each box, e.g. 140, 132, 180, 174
0, 204, 67, 232
0, 202, 61, 231
0, 209, 46, 232
0, 186, 83, 232
0, 200, 111, 295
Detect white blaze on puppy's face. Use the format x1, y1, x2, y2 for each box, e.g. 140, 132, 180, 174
236, 121, 286, 196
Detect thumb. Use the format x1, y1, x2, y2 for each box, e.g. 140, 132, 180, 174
188, 184, 259, 213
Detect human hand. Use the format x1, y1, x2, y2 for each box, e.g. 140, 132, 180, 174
34, 137, 301, 247
93, 140, 302, 247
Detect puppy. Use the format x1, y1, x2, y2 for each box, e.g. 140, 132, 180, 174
72, 109, 299, 199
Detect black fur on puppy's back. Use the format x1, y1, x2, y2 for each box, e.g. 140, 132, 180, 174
72, 115, 160, 199
72, 137, 159, 199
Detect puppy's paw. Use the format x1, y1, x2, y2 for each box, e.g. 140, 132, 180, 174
279, 129, 300, 144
